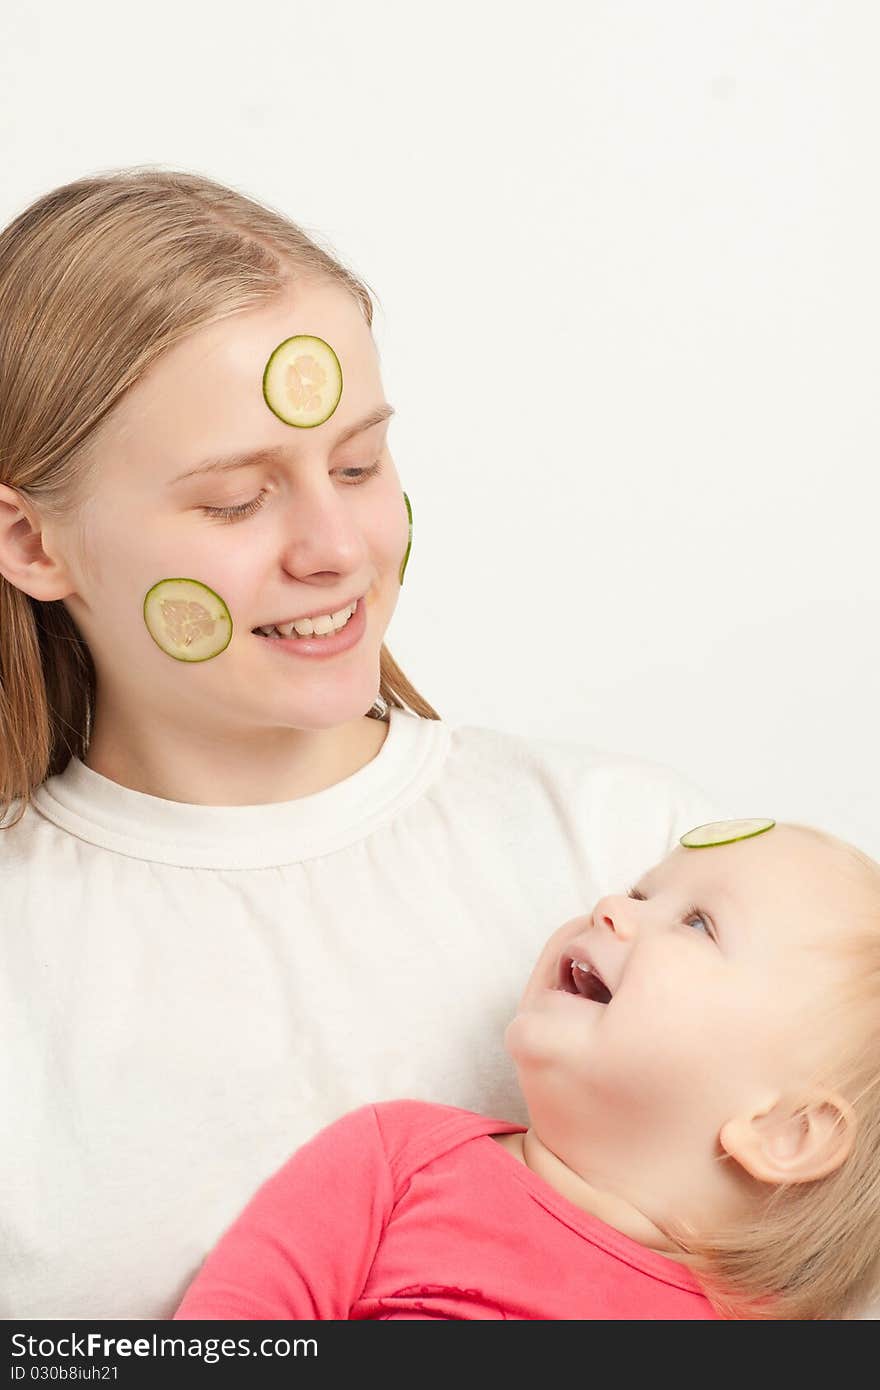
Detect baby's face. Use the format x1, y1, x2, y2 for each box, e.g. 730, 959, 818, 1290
506, 826, 859, 1164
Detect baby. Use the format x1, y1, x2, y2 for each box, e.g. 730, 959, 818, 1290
174, 820, 880, 1320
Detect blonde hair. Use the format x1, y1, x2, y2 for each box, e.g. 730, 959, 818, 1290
0, 166, 439, 829
664, 824, 880, 1319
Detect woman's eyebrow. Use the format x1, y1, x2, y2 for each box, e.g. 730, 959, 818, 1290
168, 403, 395, 486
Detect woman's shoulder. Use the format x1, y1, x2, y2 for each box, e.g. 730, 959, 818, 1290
445, 716, 715, 808
440, 717, 724, 875
0, 797, 37, 864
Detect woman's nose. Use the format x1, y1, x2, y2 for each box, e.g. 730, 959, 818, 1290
279, 487, 365, 574
593, 894, 639, 941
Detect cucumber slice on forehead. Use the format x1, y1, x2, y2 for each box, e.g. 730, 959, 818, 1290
680, 818, 776, 849
143, 579, 233, 662
262, 335, 343, 426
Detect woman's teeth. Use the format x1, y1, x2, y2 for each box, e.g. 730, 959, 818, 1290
255, 601, 356, 640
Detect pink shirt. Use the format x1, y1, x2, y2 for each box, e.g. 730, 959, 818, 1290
174, 1101, 717, 1320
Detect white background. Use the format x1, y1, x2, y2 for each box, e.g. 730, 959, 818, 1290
1, 0, 877, 855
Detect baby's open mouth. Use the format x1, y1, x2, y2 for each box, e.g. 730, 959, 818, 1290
557, 954, 613, 1006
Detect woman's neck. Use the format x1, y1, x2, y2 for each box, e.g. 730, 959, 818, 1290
82, 714, 389, 805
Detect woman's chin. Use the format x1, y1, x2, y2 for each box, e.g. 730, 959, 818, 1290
275, 681, 383, 728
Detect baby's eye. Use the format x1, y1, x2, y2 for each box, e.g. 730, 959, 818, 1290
684, 909, 714, 940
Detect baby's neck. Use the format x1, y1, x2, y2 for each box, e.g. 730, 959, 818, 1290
494, 1129, 691, 1263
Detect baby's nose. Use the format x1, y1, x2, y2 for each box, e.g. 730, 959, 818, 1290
593, 894, 639, 940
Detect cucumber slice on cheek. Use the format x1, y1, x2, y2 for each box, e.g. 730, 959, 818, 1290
262, 335, 343, 426
143, 579, 233, 662
399, 491, 413, 586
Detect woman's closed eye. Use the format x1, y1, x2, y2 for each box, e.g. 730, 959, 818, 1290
201, 490, 268, 522
199, 458, 385, 523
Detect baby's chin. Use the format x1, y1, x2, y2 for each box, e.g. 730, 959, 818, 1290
502, 1009, 571, 1068
502, 1013, 528, 1063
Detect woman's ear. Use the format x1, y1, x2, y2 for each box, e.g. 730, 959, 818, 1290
0, 484, 73, 600
719, 1090, 856, 1184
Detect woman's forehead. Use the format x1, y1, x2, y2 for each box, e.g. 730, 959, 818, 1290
93, 288, 382, 477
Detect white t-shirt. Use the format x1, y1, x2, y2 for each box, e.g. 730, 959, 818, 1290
2, 708, 720, 1318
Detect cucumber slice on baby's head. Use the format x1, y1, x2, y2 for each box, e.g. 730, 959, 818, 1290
143, 579, 233, 662
680, 818, 776, 849
262, 335, 343, 426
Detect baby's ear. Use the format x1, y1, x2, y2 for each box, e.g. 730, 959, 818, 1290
719, 1090, 856, 1184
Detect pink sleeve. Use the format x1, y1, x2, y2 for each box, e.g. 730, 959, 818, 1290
173, 1106, 393, 1320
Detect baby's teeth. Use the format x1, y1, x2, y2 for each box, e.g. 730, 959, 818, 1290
292, 617, 314, 637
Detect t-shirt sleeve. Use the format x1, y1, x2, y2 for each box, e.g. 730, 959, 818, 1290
573, 751, 729, 897
173, 1105, 393, 1320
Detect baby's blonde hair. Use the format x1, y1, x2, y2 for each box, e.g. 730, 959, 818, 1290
0, 166, 439, 829
664, 823, 880, 1319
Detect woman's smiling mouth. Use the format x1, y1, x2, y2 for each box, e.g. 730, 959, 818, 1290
251, 594, 363, 639
250, 594, 368, 659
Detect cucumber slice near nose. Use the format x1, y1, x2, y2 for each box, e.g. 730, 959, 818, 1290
262, 335, 343, 426
680, 818, 776, 849
143, 578, 233, 662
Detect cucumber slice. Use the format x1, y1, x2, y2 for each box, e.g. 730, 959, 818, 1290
399, 491, 413, 586
680, 818, 776, 849
143, 579, 233, 662
262, 335, 343, 426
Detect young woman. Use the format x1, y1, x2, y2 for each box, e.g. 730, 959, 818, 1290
0, 167, 721, 1318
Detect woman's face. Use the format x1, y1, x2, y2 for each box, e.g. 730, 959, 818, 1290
56, 281, 408, 756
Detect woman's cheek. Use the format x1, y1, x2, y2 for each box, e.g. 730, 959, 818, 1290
371, 487, 411, 577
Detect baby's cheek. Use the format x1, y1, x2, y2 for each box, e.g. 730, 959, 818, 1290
602, 985, 704, 1064
521, 917, 592, 1004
